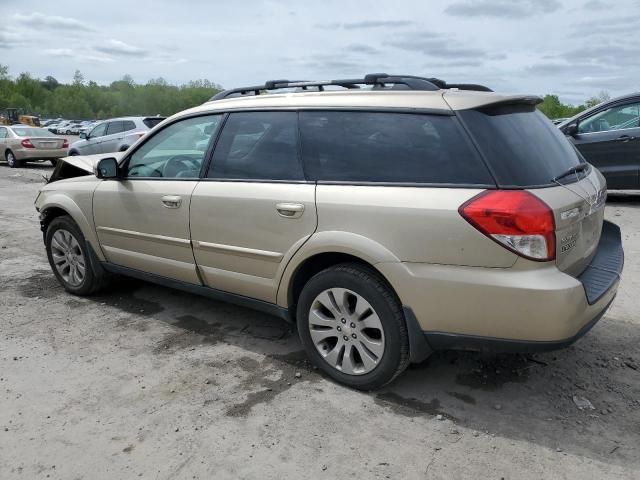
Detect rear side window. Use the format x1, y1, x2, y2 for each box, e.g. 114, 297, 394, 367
208, 111, 303, 181
143, 117, 165, 128
106, 121, 124, 135
122, 120, 136, 132
299, 111, 493, 185
458, 107, 583, 187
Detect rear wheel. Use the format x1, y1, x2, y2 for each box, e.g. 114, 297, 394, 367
296, 263, 410, 390
45, 215, 109, 295
50, 159, 58, 166
6, 150, 21, 168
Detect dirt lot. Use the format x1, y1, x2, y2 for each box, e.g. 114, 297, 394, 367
1, 163, 639, 479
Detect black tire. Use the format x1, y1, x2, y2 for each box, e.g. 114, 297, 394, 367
6, 150, 21, 168
45, 215, 109, 295
50, 159, 58, 166
69, 150, 79, 156
119, 145, 129, 152
296, 263, 410, 390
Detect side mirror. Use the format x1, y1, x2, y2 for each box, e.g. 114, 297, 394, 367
565, 123, 579, 137
79, 132, 87, 139
96, 157, 119, 179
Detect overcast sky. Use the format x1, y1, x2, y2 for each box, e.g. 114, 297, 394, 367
1, 0, 638, 104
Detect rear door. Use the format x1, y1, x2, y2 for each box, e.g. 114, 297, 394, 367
99, 121, 126, 153
570, 101, 640, 189
190, 111, 317, 303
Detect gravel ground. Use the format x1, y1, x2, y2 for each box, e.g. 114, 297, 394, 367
1, 163, 639, 479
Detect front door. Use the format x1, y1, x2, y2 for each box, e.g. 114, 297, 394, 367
190, 111, 317, 303
93, 114, 223, 283
82, 122, 108, 155
572, 101, 640, 189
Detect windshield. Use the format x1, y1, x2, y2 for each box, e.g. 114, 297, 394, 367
458, 106, 584, 187
12, 127, 55, 137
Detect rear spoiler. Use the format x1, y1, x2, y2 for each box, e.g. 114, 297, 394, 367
443, 93, 543, 112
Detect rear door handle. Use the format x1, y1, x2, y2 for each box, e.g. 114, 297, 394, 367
618, 135, 636, 142
276, 202, 304, 218
161, 195, 182, 208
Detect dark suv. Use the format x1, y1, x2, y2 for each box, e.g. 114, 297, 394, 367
559, 93, 640, 189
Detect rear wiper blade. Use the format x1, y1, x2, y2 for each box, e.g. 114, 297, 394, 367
552, 163, 589, 182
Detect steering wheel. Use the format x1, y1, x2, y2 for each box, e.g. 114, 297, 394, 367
162, 155, 200, 178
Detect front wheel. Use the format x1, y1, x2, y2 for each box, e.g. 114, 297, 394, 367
296, 263, 410, 390
45, 215, 109, 295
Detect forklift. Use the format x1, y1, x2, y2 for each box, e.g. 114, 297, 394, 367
0, 108, 41, 127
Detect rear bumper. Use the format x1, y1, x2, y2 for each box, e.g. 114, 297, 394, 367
15, 148, 68, 160
377, 221, 623, 353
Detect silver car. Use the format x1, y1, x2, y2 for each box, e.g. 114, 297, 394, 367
68, 116, 165, 155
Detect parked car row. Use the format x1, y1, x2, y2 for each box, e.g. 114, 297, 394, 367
1, 116, 165, 167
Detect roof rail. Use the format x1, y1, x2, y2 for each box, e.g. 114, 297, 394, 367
209, 73, 492, 101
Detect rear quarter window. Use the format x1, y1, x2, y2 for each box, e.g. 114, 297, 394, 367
457, 106, 583, 187
122, 120, 136, 132
143, 118, 165, 129
299, 111, 493, 185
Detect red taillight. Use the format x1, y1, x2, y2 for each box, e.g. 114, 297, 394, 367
62, 139, 69, 148
21, 138, 35, 149
459, 190, 556, 261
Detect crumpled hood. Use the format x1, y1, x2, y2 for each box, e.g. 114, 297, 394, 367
60, 152, 126, 173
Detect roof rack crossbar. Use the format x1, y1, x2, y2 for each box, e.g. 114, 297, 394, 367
210, 73, 492, 101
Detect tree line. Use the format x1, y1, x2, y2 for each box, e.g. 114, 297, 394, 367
0, 64, 610, 120
0, 65, 222, 120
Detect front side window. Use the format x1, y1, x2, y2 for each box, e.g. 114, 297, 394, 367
124, 115, 222, 179
208, 111, 303, 180
299, 111, 492, 184
579, 102, 640, 133
89, 123, 108, 138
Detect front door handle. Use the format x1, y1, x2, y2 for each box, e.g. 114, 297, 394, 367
161, 195, 182, 209
618, 135, 636, 142
276, 202, 304, 218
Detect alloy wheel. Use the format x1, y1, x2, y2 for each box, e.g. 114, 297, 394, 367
308, 288, 386, 375
50, 229, 86, 287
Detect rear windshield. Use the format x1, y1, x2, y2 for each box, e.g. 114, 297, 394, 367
143, 117, 165, 128
457, 106, 584, 187
299, 111, 494, 185
12, 127, 55, 137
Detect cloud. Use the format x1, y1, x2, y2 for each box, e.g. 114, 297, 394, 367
318, 20, 415, 30
570, 15, 638, 36
12, 12, 93, 31
525, 61, 606, 76
560, 44, 638, 66
44, 48, 114, 63
94, 39, 148, 57
386, 31, 488, 59
583, 0, 607, 10
347, 44, 381, 55
444, 0, 561, 18
0, 30, 22, 49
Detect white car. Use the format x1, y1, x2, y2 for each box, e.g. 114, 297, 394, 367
68, 116, 165, 155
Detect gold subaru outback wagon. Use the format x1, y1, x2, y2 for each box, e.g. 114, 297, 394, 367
35, 74, 624, 389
